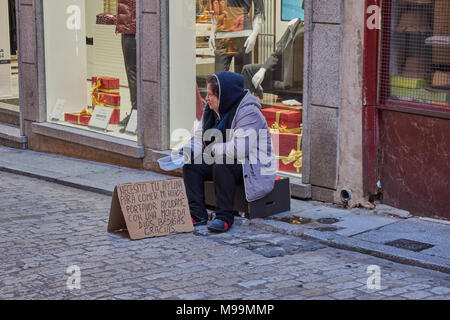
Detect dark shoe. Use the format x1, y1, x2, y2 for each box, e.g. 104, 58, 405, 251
207, 219, 231, 233
191, 214, 208, 226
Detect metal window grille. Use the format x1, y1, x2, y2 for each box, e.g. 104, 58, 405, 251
380, 0, 450, 107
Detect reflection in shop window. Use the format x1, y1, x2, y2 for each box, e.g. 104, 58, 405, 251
43, 0, 138, 140
190, 0, 305, 177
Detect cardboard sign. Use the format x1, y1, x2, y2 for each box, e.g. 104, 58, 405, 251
88, 105, 113, 131
108, 178, 194, 240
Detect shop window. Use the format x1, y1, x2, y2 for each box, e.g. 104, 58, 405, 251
0, 0, 19, 110
172, 0, 304, 177
380, 0, 450, 108
43, 0, 138, 140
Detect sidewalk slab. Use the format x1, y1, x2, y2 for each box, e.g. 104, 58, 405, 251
0, 146, 172, 195
59, 169, 169, 194
2, 145, 450, 275
354, 218, 450, 260
287, 205, 399, 237
303, 229, 450, 274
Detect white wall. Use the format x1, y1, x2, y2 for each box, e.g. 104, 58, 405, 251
276, 0, 290, 43
85, 0, 103, 78
169, 1, 196, 149
43, 0, 88, 118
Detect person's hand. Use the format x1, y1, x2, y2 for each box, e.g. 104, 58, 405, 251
252, 68, 266, 89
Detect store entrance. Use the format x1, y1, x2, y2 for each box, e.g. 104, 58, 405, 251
0, 0, 19, 113
0, 0, 22, 147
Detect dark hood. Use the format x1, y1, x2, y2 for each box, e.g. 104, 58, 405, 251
215, 71, 246, 117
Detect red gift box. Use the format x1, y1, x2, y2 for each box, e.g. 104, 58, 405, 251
93, 92, 121, 107
64, 113, 91, 126
270, 132, 302, 174
262, 108, 302, 131
91, 79, 121, 125
91, 76, 120, 93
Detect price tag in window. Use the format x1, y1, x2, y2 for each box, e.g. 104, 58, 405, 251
50, 99, 65, 121
88, 105, 113, 131
125, 109, 138, 135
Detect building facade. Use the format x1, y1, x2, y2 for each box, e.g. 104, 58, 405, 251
1, 0, 448, 219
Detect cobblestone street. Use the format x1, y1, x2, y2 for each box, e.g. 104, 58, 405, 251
0, 171, 449, 300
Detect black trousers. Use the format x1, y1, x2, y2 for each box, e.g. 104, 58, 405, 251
183, 161, 243, 226
121, 34, 137, 110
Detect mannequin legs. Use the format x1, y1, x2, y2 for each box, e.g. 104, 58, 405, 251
122, 34, 137, 110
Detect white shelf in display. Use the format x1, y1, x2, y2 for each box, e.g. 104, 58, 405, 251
196, 24, 213, 37
196, 57, 215, 65
196, 47, 214, 56
196, 24, 252, 39
216, 30, 252, 39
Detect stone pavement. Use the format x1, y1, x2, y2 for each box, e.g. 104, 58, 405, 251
0, 145, 450, 276
0, 171, 449, 300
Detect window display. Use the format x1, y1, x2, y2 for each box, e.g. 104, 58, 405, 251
43, 0, 137, 140
382, 0, 450, 107
207, 0, 265, 74
188, 0, 305, 177
0, 0, 17, 104
242, 17, 304, 99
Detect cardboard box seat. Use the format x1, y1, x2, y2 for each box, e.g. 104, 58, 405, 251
204, 177, 291, 219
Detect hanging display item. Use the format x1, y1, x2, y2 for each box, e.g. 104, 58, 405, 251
96, 13, 117, 25
104, 0, 118, 15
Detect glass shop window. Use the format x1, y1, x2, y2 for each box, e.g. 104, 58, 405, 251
43, 0, 138, 140
172, 0, 305, 177
0, 0, 20, 111
381, 0, 450, 107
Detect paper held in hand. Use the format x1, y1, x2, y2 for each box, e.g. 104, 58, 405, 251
108, 178, 194, 240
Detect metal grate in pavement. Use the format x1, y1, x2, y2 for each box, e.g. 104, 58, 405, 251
385, 238, 434, 252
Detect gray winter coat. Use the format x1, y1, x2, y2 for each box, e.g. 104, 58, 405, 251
187, 90, 277, 202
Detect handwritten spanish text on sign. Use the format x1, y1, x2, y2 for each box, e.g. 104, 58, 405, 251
108, 179, 194, 240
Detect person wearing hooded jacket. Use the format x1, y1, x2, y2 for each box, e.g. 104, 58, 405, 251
181, 71, 277, 232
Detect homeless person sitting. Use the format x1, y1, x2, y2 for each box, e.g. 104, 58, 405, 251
180, 71, 277, 233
